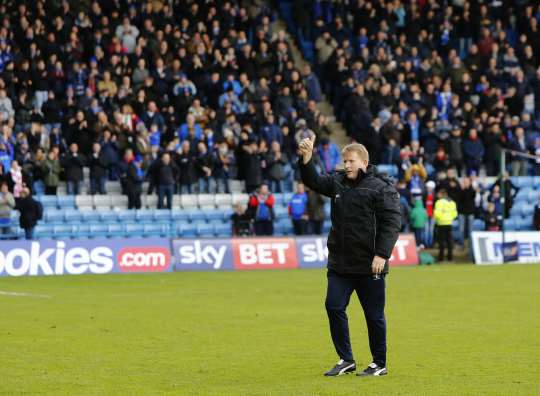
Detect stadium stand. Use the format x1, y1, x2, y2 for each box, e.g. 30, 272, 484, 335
0, 0, 537, 246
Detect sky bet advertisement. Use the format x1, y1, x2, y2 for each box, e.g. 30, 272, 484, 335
0, 235, 419, 276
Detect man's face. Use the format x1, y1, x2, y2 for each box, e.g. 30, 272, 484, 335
343, 151, 367, 180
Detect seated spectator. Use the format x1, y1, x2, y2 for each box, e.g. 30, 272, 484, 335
15, 187, 42, 240
484, 202, 501, 232
289, 183, 308, 235
231, 203, 252, 237
247, 183, 275, 236
404, 163, 427, 199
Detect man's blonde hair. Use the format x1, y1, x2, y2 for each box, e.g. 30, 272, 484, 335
341, 143, 369, 162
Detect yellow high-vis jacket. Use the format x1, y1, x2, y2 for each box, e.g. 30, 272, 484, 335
433, 198, 458, 226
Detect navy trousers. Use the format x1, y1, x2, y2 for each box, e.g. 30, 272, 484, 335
325, 269, 387, 367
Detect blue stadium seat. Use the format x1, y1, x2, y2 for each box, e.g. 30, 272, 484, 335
64, 208, 83, 223
503, 218, 517, 231
34, 224, 54, 239
274, 205, 289, 219
513, 176, 533, 188
125, 223, 144, 236
118, 209, 137, 223
283, 192, 294, 203
171, 209, 190, 222
143, 223, 165, 237
324, 202, 331, 218
533, 176, 540, 187
107, 224, 125, 238
75, 224, 92, 238
377, 164, 398, 177
153, 209, 171, 222
100, 211, 119, 223
136, 209, 154, 222
222, 210, 234, 222
53, 225, 75, 239
37, 195, 58, 209
57, 195, 76, 208
515, 217, 532, 231
176, 223, 197, 238
204, 209, 223, 222
81, 211, 101, 222
214, 222, 232, 237
196, 222, 214, 237
45, 209, 64, 224
527, 190, 540, 203
472, 219, 485, 231
273, 193, 284, 205
90, 223, 108, 238
188, 210, 206, 222
522, 204, 535, 217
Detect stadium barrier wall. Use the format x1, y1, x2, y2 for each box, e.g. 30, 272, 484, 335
471, 231, 540, 265
0, 235, 418, 277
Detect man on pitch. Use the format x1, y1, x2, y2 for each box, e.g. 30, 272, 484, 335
298, 136, 401, 377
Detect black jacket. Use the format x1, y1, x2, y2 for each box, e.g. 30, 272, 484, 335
15, 196, 41, 229
300, 159, 401, 275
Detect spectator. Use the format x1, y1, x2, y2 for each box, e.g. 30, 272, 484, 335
404, 163, 427, 199
248, 183, 275, 236
125, 156, 144, 210
231, 203, 252, 237
9, 160, 23, 199
0, 182, 15, 236
156, 152, 177, 209
214, 142, 235, 194
15, 187, 42, 240
491, 173, 519, 218
509, 127, 529, 176
176, 141, 197, 194
424, 180, 437, 248
463, 129, 485, 176
88, 143, 108, 195
410, 198, 428, 247
265, 141, 288, 193
434, 189, 458, 262
484, 202, 501, 232
306, 187, 326, 235
318, 137, 341, 173
239, 139, 263, 194
62, 143, 85, 195
289, 183, 309, 235
457, 177, 476, 248
195, 142, 215, 194
303, 64, 322, 103
43, 150, 61, 195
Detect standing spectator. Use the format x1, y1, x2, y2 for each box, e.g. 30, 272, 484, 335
15, 188, 42, 240
509, 127, 529, 176
125, 156, 144, 210
457, 177, 476, 248
410, 198, 428, 247
289, 183, 309, 235
195, 142, 215, 194
156, 153, 177, 210
62, 144, 85, 195
176, 141, 197, 194
43, 150, 61, 195
0, 182, 15, 236
434, 189, 458, 262
303, 64, 322, 102
241, 139, 263, 194
265, 141, 288, 193
491, 173, 519, 218
318, 137, 341, 173
88, 143, 108, 195
307, 187, 326, 235
214, 142, 235, 194
248, 183, 275, 236
9, 160, 23, 199
404, 163, 427, 199
463, 129, 484, 176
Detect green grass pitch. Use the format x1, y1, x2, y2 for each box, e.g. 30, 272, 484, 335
1, 264, 539, 395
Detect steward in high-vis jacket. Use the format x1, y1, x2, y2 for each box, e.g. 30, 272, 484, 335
297, 136, 401, 378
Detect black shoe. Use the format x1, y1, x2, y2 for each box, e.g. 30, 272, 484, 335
324, 359, 356, 376
356, 362, 388, 376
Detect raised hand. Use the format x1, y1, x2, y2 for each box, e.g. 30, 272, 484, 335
299, 135, 316, 164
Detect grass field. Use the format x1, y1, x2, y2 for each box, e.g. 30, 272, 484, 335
1, 264, 539, 396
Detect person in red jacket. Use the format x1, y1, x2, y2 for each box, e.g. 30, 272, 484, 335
247, 183, 275, 236
424, 180, 436, 248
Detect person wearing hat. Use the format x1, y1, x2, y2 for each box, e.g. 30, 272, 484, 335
433, 188, 458, 261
